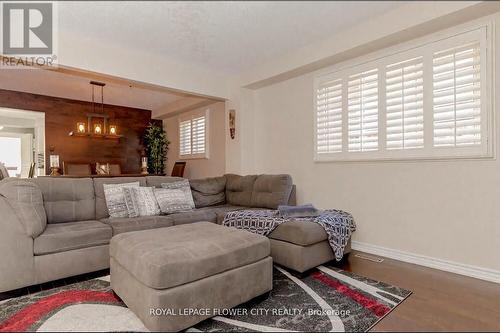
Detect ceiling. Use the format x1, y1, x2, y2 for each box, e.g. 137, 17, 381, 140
0, 68, 189, 111
58, 1, 405, 74
1, 1, 408, 112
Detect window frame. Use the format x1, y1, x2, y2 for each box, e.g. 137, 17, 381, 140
178, 109, 210, 160
313, 23, 494, 163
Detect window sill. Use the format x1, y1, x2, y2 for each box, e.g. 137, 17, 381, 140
179, 155, 209, 160
314, 153, 495, 163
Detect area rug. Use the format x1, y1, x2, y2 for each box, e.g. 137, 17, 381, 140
0, 265, 411, 332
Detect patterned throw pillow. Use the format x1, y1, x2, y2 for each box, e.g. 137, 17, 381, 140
154, 188, 193, 214
122, 187, 160, 217
103, 182, 140, 218
161, 179, 195, 209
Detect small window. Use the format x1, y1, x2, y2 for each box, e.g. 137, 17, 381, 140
386, 57, 424, 150
179, 109, 209, 159
316, 79, 342, 154
348, 68, 379, 152
432, 42, 481, 148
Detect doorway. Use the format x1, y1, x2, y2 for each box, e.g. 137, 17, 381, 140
0, 108, 45, 177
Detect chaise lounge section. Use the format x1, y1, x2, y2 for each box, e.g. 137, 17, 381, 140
0, 174, 350, 293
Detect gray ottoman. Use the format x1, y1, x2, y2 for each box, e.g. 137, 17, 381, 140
110, 222, 273, 332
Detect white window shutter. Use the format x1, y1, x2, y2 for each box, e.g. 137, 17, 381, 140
433, 42, 481, 147
191, 116, 206, 154
313, 27, 490, 162
316, 79, 343, 154
348, 69, 379, 152
179, 120, 192, 156
386, 57, 424, 150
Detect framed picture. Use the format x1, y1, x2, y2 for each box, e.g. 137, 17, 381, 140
229, 109, 236, 139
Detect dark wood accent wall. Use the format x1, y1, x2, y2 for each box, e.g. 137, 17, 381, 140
0, 89, 157, 175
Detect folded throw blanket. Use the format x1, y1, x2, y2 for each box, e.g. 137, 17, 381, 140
223, 209, 356, 261
278, 204, 319, 218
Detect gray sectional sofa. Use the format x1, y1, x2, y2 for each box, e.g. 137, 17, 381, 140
0, 174, 349, 293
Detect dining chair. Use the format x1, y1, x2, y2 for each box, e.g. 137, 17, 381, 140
171, 161, 186, 177
108, 163, 122, 175
63, 162, 92, 176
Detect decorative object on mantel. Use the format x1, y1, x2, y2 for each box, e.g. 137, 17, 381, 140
143, 123, 170, 175
229, 109, 236, 139
141, 157, 149, 175
68, 81, 123, 139
49, 154, 60, 176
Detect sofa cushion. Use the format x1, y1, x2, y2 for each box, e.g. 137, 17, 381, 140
94, 177, 147, 219
168, 209, 217, 225
251, 174, 293, 209
0, 179, 46, 237
110, 222, 270, 289
225, 174, 257, 207
101, 216, 174, 235
196, 204, 254, 224
268, 220, 328, 246
31, 178, 95, 224
189, 176, 226, 208
146, 176, 183, 188
123, 186, 160, 217
34, 220, 112, 255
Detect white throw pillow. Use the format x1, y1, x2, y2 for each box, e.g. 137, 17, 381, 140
103, 182, 140, 218
155, 180, 195, 214
123, 186, 160, 217
160, 179, 195, 210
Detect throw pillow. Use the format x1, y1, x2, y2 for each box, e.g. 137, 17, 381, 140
161, 179, 195, 209
122, 187, 160, 217
189, 176, 226, 208
103, 182, 140, 218
278, 204, 319, 218
154, 187, 194, 214
0, 179, 46, 237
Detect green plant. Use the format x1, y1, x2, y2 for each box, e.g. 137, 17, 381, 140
143, 123, 170, 175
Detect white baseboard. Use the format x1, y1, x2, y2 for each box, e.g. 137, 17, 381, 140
351, 241, 500, 284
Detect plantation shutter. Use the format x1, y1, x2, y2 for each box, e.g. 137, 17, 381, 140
314, 27, 489, 162
179, 119, 192, 156
385, 57, 424, 150
191, 115, 206, 154
348, 69, 378, 152
432, 42, 481, 147
316, 79, 343, 154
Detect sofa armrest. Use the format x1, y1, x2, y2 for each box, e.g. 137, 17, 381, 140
0, 197, 35, 292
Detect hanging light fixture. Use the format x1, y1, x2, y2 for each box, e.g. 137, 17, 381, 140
90, 81, 105, 135
70, 81, 120, 138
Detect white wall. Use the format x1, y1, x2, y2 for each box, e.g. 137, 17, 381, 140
246, 15, 500, 274
164, 102, 226, 179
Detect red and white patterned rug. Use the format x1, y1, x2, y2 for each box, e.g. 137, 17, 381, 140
0, 265, 411, 332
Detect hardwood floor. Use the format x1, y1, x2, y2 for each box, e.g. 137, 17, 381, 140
340, 250, 500, 331
1, 254, 499, 331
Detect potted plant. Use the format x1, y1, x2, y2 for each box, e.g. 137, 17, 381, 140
143, 123, 170, 175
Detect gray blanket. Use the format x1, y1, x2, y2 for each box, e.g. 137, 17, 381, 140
222, 209, 356, 261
